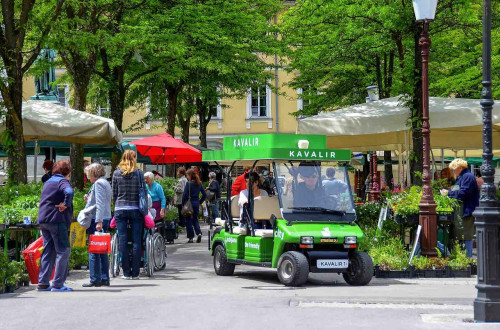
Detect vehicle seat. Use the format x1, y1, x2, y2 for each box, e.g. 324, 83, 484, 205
232, 226, 247, 235
231, 195, 240, 219
254, 229, 273, 238
253, 196, 281, 221
214, 218, 226, 227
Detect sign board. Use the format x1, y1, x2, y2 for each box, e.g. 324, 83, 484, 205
377, 207, 388, 230
408, 225, 422, 265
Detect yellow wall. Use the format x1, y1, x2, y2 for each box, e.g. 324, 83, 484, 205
123, 68, 302, 145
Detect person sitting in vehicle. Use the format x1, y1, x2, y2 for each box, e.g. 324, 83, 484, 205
322, 167, 348, 197
238, 172, 268, 228
293, 163, 331, 209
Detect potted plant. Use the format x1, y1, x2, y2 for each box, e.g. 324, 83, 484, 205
388, 186, 421, 224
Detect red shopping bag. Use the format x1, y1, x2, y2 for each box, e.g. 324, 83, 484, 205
88, 234, 111, 254
22, 237, 54, 284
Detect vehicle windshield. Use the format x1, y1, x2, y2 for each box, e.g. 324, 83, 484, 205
274, 161, 355, 222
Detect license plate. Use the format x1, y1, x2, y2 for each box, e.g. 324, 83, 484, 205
317, 259, 349, 269
320, 238, 338, 243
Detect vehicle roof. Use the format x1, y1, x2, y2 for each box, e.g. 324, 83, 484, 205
202, 134, 351, 164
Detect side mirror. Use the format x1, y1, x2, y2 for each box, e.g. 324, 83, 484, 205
269, 214, 277, 228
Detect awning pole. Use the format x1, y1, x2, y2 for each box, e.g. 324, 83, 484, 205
398, 144, 403, 187
405, 130, 410, 187
34, 140, 39, 182
441, 148, 444, 171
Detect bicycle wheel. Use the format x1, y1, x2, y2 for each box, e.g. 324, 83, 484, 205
152, 232, 166, 270
110, 233, 120, 277
144, 231, 154, 277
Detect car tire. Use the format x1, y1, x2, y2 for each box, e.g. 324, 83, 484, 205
277, 251, 309, 287
214, 245, 235, 276
343, 251, 373, 286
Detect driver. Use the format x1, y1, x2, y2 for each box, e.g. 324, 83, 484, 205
293, 163, 332, 209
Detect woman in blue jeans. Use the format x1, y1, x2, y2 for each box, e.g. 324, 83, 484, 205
182, 168, 206, 243
112, 150, 144, 279
83, 163, 112, 287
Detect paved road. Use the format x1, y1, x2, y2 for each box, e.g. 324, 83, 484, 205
0, 225, 497, 330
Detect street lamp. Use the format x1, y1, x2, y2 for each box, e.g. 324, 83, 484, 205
473, 0, 500, 322
412, 0, 438, 256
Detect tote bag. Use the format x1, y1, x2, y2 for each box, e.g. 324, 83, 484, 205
136, 169, 149, 216
181, 183, 194, 217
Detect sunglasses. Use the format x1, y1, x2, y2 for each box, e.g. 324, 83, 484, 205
303, 174, 318, 179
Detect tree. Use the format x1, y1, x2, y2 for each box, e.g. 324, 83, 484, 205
50, 0, 104, 189
281, 0, 481, 185
0, 0, 65, 184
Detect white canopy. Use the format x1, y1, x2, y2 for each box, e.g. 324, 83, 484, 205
6, 100, 123, 145
297, 96, 500, 152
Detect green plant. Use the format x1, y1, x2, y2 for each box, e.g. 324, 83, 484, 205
434, 194, 459, 212
165, 206, 178, 222
0, 253, 8, 291
69, 247, 89, 269
72, 190, 87, 218
157, 177, 178, 201
389, 186, 422, 217
6, 261, 24, 288
355, 202, 381, 230
0, 205, 22, 225
448, 242, 472, 270
369, 237, 408, 270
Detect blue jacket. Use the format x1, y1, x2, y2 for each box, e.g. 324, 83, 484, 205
37, 174, 74, 226
448, 168, 479, 217
147, 181, 166, 208
182, 181, 206, 206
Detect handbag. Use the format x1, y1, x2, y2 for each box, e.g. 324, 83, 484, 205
206, 189, 215, 201
88, 234, 111, 254
136, 169, 149, 216
144, 214, 155, 229
181, 182, 194, 217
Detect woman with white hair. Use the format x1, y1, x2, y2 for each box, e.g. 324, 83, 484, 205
144, 171, 166, 221
83, 163, 112, 287
441, 158, 479, 257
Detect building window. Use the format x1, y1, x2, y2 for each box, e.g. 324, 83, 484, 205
98, 101, 110, 117
247, 86, 271, 119
57, 84, 69, 107
297, 87, 311, 111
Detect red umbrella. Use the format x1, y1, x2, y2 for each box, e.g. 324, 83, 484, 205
130, 133, 202, 164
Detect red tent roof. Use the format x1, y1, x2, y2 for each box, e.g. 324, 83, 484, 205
130, 133, 201, 164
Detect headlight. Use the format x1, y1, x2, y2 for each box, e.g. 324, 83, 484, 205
301, 236, 314, 245
344, 236, 357, 244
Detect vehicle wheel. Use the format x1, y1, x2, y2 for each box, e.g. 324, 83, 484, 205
144, 232, 154, 277
343, 251, 373, 286
152, 232, 166, 271
277, 251, 309, 287
214, 245, 235, 276
110, 233, 120, 277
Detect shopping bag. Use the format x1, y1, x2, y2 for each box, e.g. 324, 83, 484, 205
88, 234, 111, 254
22, 237, 54, 284
144, 214, 155, 229
70, 221, 86, 248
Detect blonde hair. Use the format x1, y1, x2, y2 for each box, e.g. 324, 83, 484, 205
86, 163, 106, 179
118, 150, 137, 175
449, 158, 468, 170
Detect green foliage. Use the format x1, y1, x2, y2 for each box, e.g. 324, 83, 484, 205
69, 247, 89, 270
165, 207, 179, 222
72, 190, 87, 218
369, 237, 408, 271
156, 177, 178, 202
355, 202, 381, 230
448, 242, 472, 270
389, 186, 422, 217
434, 194, 459, 212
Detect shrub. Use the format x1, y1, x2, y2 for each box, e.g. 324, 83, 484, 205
355, 202, 381, 230
369, 237, 408, 270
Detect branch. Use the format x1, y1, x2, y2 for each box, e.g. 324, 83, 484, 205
125, 67, 159, 90
22, 0, 66, 74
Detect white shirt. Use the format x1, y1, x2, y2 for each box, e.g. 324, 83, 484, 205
238, 189, 268, 218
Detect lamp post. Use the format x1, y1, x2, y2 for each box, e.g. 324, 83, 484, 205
413, 0, 438, 256
473, 0, 500, 322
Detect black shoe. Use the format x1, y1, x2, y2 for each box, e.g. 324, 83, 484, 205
196, 234, 202, 243
187, 238, 194, 243
100, 281, 110, 286
82, 282, 101, 287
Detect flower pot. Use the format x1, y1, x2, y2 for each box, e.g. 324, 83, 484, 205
446, 266, 472, 278
374, 265, 415, 278
5, 285, 15, 293
437, 211, 454, 224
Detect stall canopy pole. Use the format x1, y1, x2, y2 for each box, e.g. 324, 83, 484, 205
405, 130, 411, 187
33, 140, 39, 182
441, 148, 444, 171
398, 144, 403, 187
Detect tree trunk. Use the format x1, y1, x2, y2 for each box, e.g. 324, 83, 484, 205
166, 82, 181, 136
108, 68, 126, 170
70, 87, 89, 190
196, 98, 211, 148
5, 72, 27, 184
411, 23, 423, 186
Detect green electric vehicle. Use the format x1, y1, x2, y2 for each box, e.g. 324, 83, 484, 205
204, 134, 373, 286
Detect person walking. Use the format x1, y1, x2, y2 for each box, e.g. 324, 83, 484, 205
112, 150, 143, 279
41, 159, 53, 183
207, 172, 221, 218
174, 167, 188, 227
144, 171, 166, 221
37, 161, 74, 292
182, 168, 206, 243
83, 163, 112, 287
441, 158, 479, 258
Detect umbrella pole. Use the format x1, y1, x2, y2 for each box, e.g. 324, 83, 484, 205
34, 140, 39, 182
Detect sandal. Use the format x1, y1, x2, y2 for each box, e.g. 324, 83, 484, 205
37, 285, 52, 291
51, 286, 73, 292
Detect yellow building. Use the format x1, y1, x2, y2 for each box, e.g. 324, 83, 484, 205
122, 69, 304, 149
